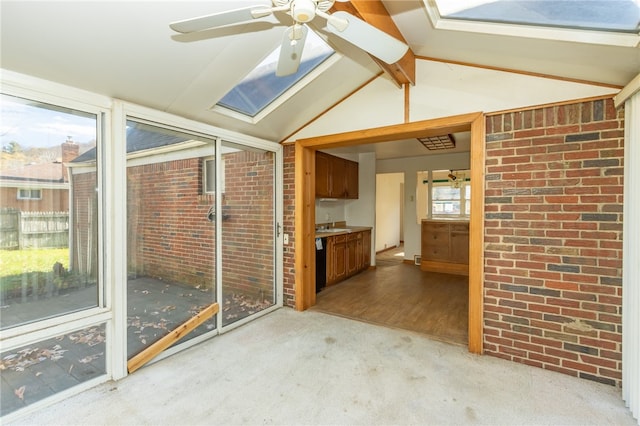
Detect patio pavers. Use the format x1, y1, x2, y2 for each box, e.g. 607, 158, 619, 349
1, 276, 273, 417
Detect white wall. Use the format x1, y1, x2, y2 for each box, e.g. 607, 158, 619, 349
315, 200, 346, 225
288, 59, 618, 141
375, 173, 404, 252
345, 152, 376, 265
377, 152, 470, 262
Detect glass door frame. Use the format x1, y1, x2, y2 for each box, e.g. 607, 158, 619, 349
114, 101, 283, 378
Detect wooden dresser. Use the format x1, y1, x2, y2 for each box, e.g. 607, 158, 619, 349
420, 219, 469, 275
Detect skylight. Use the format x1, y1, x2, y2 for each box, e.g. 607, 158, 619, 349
433, 0, 640, 33
216, 28, 334, 118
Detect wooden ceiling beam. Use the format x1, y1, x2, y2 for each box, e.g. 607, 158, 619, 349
331, 0, 416, 87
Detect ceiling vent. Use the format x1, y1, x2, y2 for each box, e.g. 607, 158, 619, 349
417, 134, 456, 151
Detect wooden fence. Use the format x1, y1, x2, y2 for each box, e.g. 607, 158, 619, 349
0, 209, 69, 249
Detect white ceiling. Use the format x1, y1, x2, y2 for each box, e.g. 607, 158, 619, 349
1, 1, 638, 159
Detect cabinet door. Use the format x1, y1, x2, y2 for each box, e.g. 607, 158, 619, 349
330, 156, 347, 198
362, 230, 371, 268
345, 160, 359, 199
326, 236, 336, 285
346, 234, 358, 276
355, 232, 364, 271
315, 152, 332, 198
450, 225, 470, 264
333, 235, 347, 282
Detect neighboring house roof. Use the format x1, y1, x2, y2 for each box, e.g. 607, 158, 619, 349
72, 127, 189, 163
0, 162, 65, 183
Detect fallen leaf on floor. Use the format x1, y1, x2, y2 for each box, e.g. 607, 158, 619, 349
15, 385, 25, 400
79, 353, 104, 364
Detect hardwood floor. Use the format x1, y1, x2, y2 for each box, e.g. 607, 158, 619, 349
313, 245, 469, 345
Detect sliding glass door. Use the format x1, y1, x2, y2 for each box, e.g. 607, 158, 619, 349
220, 141, 277, 328
126, 120, 217, 360
124, 120, 281, 364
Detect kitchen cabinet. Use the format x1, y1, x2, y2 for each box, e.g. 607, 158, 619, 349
346, 233, 359, 276
344, 159, 359, 199
421, 220, 469, 275
329, 234, 347, 284
325, 229, 371, 286
315, 152, 358, 199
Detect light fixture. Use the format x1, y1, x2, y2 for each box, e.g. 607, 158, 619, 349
292, 0, 316, 22
418, 134, 456, 151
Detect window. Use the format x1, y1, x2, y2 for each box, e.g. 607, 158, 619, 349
433, 185, 462, 216
203, 157, 225, 195
433, 0, 640, 33
216, 28, 334, 117
431, 169, 471, 218
17, 188, 42, 200
0, 93, 100, 330
426, 0, 640, 46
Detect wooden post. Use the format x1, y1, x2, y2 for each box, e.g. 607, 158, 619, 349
127, 303, 219, 373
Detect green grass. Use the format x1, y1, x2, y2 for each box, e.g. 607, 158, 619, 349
0, 248, 69, 278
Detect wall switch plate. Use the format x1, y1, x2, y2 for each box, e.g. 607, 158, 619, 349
283, 233, 289, 245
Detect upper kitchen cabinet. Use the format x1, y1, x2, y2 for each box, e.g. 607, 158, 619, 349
315, 151, 359, 199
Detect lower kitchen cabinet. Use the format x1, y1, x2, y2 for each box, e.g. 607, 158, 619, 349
326, 229, 371, 286
420, 219, 469, 275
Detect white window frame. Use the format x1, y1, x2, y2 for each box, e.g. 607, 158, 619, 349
17, 188, 42, 200
0, 71, 112, 423
203, 156, 225, 195
118, 101, 283, 370
422, 0, 640, 47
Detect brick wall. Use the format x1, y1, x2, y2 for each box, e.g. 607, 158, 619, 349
127, 151, 274, 299
483, 97, 624, 386
128, 158, 213, 287
283, 145, 296, 307
221, 150, 275, 300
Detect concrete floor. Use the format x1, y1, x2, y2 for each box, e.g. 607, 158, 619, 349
9, 308, 636, 425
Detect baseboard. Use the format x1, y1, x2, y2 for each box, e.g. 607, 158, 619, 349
376, 245, 398, 254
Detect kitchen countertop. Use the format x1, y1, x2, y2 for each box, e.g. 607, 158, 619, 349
315, 226, 372, 238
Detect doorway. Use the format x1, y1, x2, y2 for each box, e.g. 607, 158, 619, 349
294, 112, 485, 353
375, 172, 404, 255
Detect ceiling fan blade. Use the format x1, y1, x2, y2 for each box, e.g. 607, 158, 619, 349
170, 5, 273, 33
325, 11, 409, 64
276, 25, 309, 77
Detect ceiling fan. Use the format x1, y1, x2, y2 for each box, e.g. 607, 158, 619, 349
169, 0, 409, 77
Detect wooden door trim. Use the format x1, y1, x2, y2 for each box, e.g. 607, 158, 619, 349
294, 112, 485, 354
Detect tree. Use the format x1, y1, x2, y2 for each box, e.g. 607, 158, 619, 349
2, 141, 22, 154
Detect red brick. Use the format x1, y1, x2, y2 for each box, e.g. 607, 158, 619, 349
562, 359, 597, 374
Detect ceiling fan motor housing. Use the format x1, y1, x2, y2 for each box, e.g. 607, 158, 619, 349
292, 0, 317, 22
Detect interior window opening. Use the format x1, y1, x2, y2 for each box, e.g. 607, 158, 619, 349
416, 169, 471, 222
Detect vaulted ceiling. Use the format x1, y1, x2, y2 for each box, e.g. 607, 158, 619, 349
1, 1, 638, 147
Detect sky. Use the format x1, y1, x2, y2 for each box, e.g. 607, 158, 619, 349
0, 95, 97, 149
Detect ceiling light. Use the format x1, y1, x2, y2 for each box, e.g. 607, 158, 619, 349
417, 134, 456, 150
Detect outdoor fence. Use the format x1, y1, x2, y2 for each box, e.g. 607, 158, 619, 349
0, 208, 69, 250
